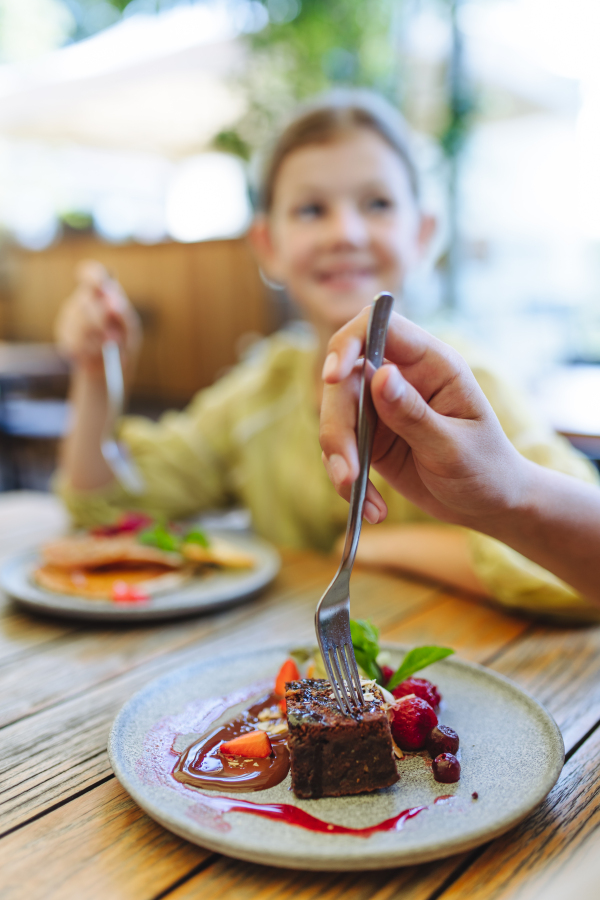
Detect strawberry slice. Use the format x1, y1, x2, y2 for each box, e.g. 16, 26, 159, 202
275, 659, 300, 697
220, 730, 272, 758
112, 582, 150, 603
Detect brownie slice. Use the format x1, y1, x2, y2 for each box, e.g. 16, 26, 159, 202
285, 678, 399, 799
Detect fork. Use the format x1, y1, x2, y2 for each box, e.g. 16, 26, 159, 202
315, 291, 394, 715
101, 339, 145, 496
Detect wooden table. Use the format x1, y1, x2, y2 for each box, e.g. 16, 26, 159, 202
1, 492, 598, 900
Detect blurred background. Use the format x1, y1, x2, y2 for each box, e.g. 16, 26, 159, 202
1, 0, 599, 489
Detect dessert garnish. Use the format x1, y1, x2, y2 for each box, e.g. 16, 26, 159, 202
388, 694, 439, 752
432, 753, 461, 784
390, 677, 441, 708
220, 731, 272, 758
426, 725, 459, 757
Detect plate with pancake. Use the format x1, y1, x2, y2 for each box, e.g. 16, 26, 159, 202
0, 517, 280, 621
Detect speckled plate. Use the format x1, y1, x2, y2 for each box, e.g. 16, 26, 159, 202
107, 644, 564, 870
0, 531, 280, 621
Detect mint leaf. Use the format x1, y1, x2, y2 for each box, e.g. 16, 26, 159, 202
138, 522, 181, 553
386, 646, 455, 691
353, 648, 383, 682
350, 619, 382, 682
183, 528, 210, 548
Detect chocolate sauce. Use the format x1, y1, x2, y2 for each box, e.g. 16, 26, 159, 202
172, 692, 290, 793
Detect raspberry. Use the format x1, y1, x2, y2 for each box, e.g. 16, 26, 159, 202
381, 665, 395, 684
426, 725, 459, 757
391, 677, 441, 708
432, 753, 460, 783
389, 695, 438, 751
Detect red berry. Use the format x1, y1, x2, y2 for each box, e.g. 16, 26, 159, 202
381, 665, 395, 684
432, 753, 460, 783
275, 659, 300, 698
426, 725, 459, 757
389, 695, 438, 751
391, 677, 441, 708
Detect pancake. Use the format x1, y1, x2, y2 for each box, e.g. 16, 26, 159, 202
182, 537, 255, 569
34, 562, 192, 600
41, 535, 182, 570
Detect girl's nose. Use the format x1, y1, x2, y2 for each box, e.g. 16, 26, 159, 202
325, 204, 368, 247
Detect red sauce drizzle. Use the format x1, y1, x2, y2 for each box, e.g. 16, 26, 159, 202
189, 791, 431, 837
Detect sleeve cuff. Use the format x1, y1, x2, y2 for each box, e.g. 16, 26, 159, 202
468, 530, 600, 623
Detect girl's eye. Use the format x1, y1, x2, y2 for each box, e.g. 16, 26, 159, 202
295, 203, 324, 219
367, 196, 393, 212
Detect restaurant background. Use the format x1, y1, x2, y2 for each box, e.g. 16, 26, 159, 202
1, 0, 599, 487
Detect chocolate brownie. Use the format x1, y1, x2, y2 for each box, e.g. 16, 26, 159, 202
285, 678, 399, 799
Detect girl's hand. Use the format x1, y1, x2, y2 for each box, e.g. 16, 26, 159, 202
320, 309, 528, 531
55, 260, 141, 376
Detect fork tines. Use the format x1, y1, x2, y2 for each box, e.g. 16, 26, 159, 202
323, 641, 365, 716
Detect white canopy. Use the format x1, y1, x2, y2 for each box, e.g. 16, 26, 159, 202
0, 2, 251, 157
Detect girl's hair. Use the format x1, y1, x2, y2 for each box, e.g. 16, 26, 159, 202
255, 88, 420, 212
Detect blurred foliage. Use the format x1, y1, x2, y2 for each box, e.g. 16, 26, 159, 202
232, 0, 403, 151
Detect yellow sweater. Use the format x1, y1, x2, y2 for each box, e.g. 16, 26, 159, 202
58, 328, 600, 619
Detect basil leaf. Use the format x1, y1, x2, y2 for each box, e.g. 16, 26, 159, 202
138, 523, 181, 553
386, 646, 455, 691
183, 528, 210, 548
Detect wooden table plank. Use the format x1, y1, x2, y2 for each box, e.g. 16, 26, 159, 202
488, 622, 600, 751
381, 592, 531, 663
164, 853, 466, 900
0, 780, 210, 900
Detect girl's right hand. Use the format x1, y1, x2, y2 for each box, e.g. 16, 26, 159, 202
55, 260, 141, 376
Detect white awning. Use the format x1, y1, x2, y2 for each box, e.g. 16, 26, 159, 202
0, 3, 252, 157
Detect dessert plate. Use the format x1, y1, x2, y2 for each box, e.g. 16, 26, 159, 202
108, 644, 564, 870
0, 531, 280, 622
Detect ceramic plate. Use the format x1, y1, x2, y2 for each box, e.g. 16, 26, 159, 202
0, 531, 280, 621
108, 644, 564, 870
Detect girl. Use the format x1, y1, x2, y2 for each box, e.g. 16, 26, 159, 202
55, 89, 598, 617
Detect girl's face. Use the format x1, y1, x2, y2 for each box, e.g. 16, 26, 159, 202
254, 128, 433, 331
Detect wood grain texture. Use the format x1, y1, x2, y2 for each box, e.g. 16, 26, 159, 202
438, 725, 600, 900
165, 853, 467, 900
0, 779, 210, 900
381, 592, 530, 663
489, 622, 600, 751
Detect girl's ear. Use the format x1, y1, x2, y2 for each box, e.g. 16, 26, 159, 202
248, 215, 285, 287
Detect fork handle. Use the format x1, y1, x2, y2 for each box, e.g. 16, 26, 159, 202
339, 292, 394, 573
102, 339, 125, 426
